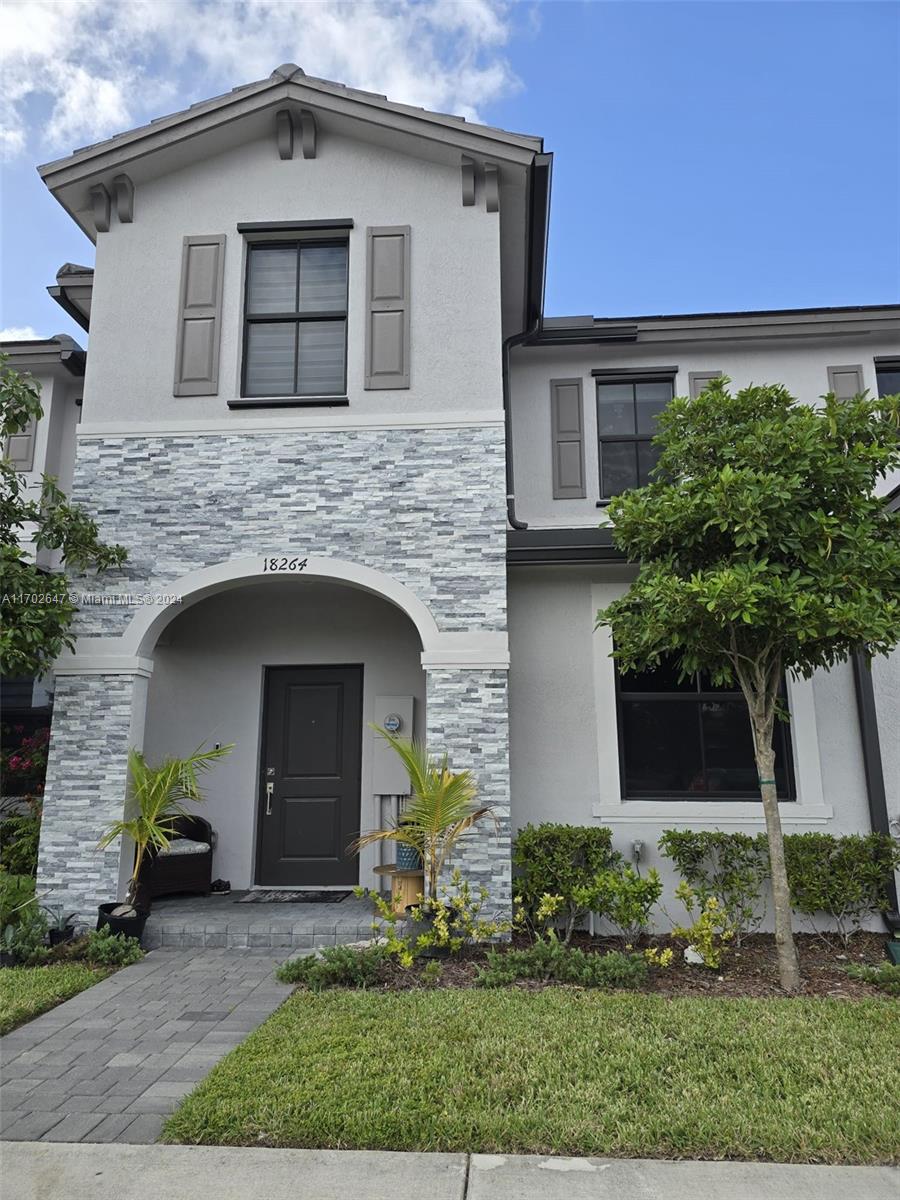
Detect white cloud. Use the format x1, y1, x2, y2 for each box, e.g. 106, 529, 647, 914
0, 326, 43, 341
0, 0, 522, 157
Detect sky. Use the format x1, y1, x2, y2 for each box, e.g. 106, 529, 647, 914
1, 0, 898, 344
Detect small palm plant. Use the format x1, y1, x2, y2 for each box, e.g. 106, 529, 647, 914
98, 744, 232, 907
350, 729, 494, 900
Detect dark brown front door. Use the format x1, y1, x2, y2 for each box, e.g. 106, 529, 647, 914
256, 665, 363, 886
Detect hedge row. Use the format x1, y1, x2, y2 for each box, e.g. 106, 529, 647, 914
513, 824, 900, 944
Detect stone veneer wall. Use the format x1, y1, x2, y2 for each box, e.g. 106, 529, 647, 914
36, 674, 141, 917
426, 668, 512, 918
66, 427, 507, 637
38, 424, 512, 919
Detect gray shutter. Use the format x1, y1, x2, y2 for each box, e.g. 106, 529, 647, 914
365, 226, 410, 389
174, 234, 226, 396
827, 364, 864, 399
550, 378, 586, 499
689, 371, 722, 399
4, 415, 37, 471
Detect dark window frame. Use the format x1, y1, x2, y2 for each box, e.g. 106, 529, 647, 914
614, 665, 797, 802
240, 237, 349, 403
595, 374, 674, 503
874, 357, 900, 399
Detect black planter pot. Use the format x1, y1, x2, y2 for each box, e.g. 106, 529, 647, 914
97, 903, 150, 943
48, 927, 75, 947
0, 950, 17, 968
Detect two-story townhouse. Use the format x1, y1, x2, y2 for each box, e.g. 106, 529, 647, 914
10, 64, 898, 928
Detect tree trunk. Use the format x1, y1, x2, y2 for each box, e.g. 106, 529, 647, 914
754, 733, 801, 992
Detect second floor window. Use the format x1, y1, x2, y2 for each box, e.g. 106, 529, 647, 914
875, 359, 900, 399
596, 376, 673, 499
242, 241, 348, 398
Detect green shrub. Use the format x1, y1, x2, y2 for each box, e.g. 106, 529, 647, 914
408, 870, 509, 956
671, 883, 734, 970
475, 939, 647, 990
276, 943, 388, 991
81, 928, 143, 967
513, 824, 618, 942
658, 830, 769, 945
1, 907, 49, 965
844, 962, 900, 997
0, 806, 41, 876
421, 960, 443, 987
0, 872, 36, 928
578, 866, 662, 947
784, 832, 900, 945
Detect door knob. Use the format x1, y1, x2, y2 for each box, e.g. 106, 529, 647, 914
265, 782, 274, 816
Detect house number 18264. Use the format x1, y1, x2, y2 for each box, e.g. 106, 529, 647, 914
262, 557, 308, 572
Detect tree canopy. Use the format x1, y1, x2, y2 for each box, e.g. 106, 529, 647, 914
1, 355, 126, 677
598, 379, 900, 686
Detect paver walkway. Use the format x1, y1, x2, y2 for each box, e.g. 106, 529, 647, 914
0, 949, 290, 1144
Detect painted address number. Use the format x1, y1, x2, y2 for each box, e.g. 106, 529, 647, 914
262, 557, 308, 573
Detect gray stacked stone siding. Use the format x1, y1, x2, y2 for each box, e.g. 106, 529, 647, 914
426, 668, 511, 919
66, 427, 507, 637
38, 424, 513, 920
37, 674, 138, 918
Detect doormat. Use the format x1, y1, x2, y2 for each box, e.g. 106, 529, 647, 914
236, 890, 352, 904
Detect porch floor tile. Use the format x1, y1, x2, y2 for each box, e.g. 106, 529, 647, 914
143, 891, 378, 949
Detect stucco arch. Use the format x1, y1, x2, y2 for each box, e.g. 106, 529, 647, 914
118, 555, 442, 658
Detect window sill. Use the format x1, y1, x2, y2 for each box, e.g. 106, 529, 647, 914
592, 801, 834, 825
228, 397, 349, 410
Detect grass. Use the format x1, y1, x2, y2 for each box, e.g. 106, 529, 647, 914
163, 988, 900, 1163
0, 963, 109, 1034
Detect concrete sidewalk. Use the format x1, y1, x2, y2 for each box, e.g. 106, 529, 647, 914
4, 1143, 898, 1200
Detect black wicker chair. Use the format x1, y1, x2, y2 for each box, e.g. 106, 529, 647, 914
141, 814, 214, 901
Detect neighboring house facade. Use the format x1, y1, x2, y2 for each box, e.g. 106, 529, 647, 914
7, 65, 897, 924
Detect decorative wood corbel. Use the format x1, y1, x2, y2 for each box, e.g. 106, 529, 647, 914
89, 184, 111, 233
299, 109, 317, 159
461, 156, 476, 206
112, 174, 134, 223
484, 162, 500, 213
276, 109, 294, 160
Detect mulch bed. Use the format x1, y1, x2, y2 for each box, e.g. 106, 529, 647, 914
371, 931, 893, 998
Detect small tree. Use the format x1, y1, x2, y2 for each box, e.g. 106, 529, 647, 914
596, 379, 900, 991
1, 354, 126, 676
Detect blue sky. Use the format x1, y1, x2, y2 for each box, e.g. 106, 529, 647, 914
2, 0, 898, 343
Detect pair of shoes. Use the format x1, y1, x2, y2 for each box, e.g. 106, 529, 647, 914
210, 879, 231, 895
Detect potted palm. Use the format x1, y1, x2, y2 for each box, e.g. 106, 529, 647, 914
96, 743, 232, 941
350, 729, 494, 943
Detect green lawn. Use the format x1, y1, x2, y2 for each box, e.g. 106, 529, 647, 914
163, 989, 900, 1163
0, 963, 108, 1034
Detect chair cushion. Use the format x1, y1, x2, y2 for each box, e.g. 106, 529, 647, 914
158, 837, 211, 857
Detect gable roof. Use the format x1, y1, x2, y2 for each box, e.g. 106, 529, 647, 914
38, 63, 543, 191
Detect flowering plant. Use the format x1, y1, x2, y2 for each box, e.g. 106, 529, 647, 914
1, 724, 50, 794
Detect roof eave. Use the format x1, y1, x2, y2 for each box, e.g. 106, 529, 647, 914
38, 74, 542, 194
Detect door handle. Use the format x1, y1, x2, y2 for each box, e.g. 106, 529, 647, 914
265, 782, 274, 816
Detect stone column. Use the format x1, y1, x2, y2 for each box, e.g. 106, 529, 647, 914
36, 669, 150, 922
425, 666, 511, 920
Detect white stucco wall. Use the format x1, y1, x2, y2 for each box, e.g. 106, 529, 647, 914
507, 564, 883, 931
510, 337, 900, 528
139, 578, 426, 891
81, 127, 503, 425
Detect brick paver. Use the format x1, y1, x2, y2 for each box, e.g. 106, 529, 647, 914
0, 949, 290, 1144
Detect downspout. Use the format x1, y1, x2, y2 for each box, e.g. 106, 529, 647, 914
503, 320, 538, 530
852, 650, 900, 931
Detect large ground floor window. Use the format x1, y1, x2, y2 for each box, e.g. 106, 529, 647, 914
616, 659, 795, 800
